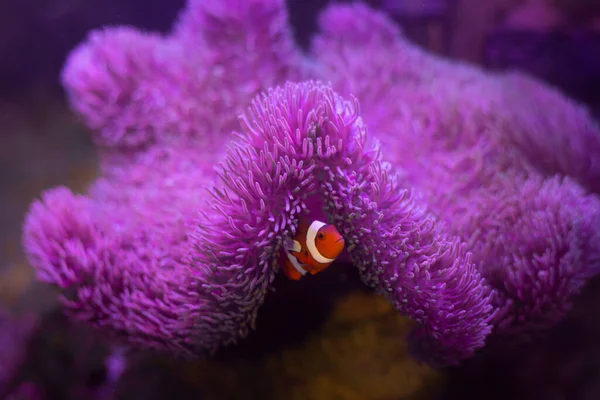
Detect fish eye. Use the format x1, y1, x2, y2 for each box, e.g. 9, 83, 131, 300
317, 233, 324, 239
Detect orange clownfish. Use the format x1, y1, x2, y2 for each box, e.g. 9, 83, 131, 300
281, 219, 345, 280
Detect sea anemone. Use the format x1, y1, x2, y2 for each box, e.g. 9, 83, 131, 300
312, 2, 600, 341
22, 0, 600, 367
24, 80, 495, 366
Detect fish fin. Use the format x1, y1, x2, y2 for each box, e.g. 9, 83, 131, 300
284, 238, 302, 253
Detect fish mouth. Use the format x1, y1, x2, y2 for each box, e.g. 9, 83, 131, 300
335, 237, 345, 243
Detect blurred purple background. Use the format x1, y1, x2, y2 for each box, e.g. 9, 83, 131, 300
1, 0, 599, 109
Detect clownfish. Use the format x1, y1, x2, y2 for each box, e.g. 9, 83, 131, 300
281, 219, 345, 280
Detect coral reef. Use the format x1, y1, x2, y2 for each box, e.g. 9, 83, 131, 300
22, 0, 600, 368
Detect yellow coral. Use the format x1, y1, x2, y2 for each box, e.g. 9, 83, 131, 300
265, 292, 442, 400
190, 291, 443, 400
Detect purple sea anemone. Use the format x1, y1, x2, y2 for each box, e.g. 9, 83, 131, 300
22, 0, 600, 367
311, 3, 600, 339
24, 80, 495, 366
61, 0, 303, 161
